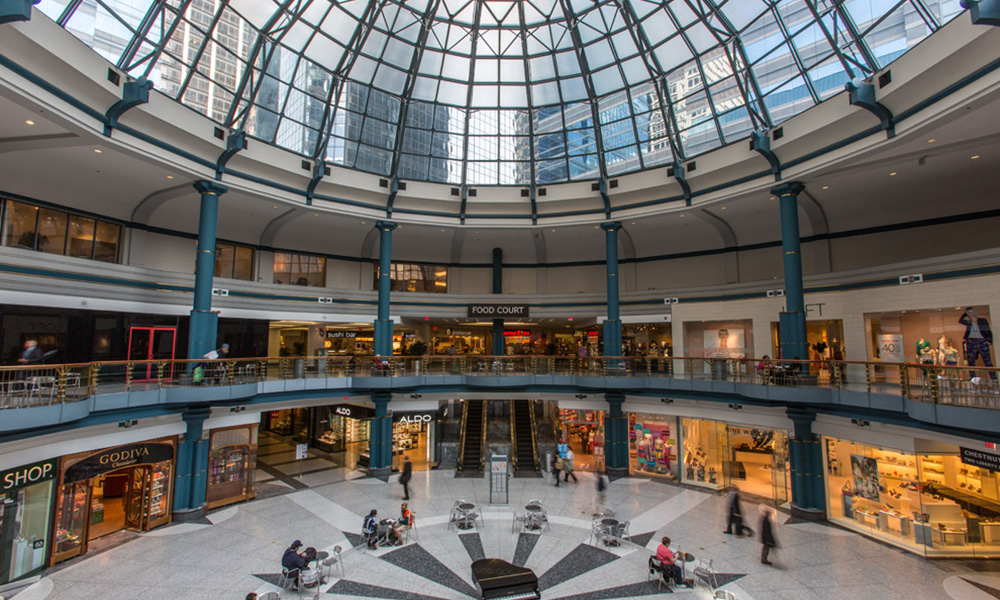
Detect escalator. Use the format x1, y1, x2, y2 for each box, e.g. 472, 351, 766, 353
458, 399, 486, 474
511, 400, 540, 475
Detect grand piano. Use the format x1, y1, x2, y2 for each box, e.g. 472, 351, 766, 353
471, 558, 540, 600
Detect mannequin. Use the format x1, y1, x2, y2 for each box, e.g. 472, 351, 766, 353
916, 339, 935, 365
937, 336, 960, 367
959, 307, 996, 381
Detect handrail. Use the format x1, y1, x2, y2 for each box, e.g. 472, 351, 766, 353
457, 399, 470, 472
480, 403, 488, 471
527, 399, 540, 471
1, 355, 998, 413
509, 400, 518, 472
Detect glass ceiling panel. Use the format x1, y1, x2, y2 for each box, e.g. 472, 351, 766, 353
44, 0, 959, 187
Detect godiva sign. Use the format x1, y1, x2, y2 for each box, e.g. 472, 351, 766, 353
64, 442, 174, 484
0, 459, 57, 492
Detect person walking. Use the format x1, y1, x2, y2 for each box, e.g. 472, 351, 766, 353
722, 485, 752, 536
563, 448, 578, 483
759, 505, 778, 565
596, 467, 608, 506
553, 453, 564, 487
400, 455, 413, 500
17, 340, 43, 365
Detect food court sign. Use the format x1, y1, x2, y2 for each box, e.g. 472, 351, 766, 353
467, 304, 530, 318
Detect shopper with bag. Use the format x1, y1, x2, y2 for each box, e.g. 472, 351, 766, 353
553, 454, 564, 487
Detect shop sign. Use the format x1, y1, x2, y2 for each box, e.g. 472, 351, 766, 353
326, 331, 358, 339
332, 404, 375, 419
504, 330, 531, 337
450, 331, 473, 336
467, 304, 530, 318
960, 447, 1000, 473
0, 459, 57, 492
64, 443, 174, 484
394, 413, 434, 423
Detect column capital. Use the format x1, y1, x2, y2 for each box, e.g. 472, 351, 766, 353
375, 220, 398, 232
786, 406, 817, 427
600, 221, 622, 232
193, 180, 228, 196
770, 181, 805, 197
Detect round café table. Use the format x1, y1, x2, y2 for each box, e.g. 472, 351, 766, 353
600, 518, 620, 547
524, 504, 543, 530
458, 503, 476, 529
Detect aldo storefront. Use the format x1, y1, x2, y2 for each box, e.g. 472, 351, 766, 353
50, 438, 176, 565
0, 459, 57, 584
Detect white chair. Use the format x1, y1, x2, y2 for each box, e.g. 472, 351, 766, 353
323, 545, 345, 578
512, 511, 527, 533
693, 557, 720, 590
258, 592, 280, 600
403, 512, 418, 542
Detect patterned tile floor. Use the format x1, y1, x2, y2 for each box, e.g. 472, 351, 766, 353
13, 470, 1000, 600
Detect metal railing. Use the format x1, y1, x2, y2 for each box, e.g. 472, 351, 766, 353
0, 355, 997, 412
456, 398, 470, 472
509, 400, 518, 472
528, 399, 540, 472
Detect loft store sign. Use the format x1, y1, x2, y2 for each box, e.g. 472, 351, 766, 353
64, 443, 174, 483
960, 447, 1000, 473
1, 459, 57, 492
467, 304, 530, 318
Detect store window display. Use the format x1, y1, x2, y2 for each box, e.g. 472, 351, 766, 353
0, 460, 56, 584
206, 425, 258, 509
682, 419, 723, 489
629, 414, 678, 479
392, 411, 439, 471
825, 438, 1000, 557
867, 306, 995, 368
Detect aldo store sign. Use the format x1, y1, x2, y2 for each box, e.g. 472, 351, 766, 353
1, 459, 57, 492
393, 413, 434, 424
467, 304, 530, 318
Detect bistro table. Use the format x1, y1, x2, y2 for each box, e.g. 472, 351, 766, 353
600, 518, 620, 547
524, 504, 544, 530
300, 550, 330, 588
457, 503, 477, 529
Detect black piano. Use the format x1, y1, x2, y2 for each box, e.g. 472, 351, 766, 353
471, 558, 540, 600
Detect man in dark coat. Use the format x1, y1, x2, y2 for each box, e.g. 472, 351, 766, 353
400, 455, 413, 500
18, 340, 43, 365
759, 505, 778, 565
281, 540, 308, 590
723, 485, 753, 536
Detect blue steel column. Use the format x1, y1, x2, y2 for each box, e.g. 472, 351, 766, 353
172, 405, 211, 521
772, 182, 807, 361
600, 222, 623, 359
187, 181, 227, 361
492, 247, 504, 356
787, 407, 827, 520
369, 391, 393, 478
605, 391, 628, 476
374, 221, 397, 357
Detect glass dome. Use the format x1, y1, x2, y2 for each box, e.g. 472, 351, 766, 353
40, 0, 963, 186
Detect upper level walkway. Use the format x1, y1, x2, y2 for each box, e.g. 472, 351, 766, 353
1, 355, 997, 436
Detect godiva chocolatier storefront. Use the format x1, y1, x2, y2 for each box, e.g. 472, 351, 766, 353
51, 438, 176, 565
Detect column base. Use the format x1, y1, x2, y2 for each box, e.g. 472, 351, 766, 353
172, 504, 207, 523
790, 505, 826, 522
368, 467, 392, 482
606, 467, 629, 482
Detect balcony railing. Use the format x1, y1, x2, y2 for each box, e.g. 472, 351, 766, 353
0, 355, 997, 412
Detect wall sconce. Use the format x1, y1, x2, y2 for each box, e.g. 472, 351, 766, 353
661, 398, 674, 404
410, 394, 423, 399
728, 404, 743, 411
851, 419, 870, 428
575, 394, 587, 399
118, 419, 138, 429
230, 406, 246, 413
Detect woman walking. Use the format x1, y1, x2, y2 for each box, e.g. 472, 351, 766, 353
759, 505, 778, 565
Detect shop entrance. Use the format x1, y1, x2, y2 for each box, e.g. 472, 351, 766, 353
127, 326, 177, 381
0, 461, 55, 585
392, 412, 438, 471
555, 408, 604, 472
51, 441, 174, 565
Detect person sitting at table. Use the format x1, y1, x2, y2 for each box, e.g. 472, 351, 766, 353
281, 540, 309, 591
655, 536, 691, 588
391, 502, 413, 544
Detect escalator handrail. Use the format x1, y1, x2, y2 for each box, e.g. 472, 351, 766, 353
457, 399, 470, 470
510, 400, 518, 472
480, 403, 488, 471
528, 400, 540, 471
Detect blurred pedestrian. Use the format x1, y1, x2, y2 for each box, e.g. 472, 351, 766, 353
563, 448, 578, 483
759, 504, 778, 565
723, 485, 753, 537
400, 455, 412, 500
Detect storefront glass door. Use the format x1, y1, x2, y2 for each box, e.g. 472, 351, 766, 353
123, 468, 150, 531
52, 482, 90, 564
127, 327, 177, 381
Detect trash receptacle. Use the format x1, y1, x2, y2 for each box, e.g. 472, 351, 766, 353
293, 358, 305, 379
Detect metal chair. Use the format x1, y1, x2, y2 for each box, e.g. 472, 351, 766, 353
615, 520, 631, 542
647, 556, 669, 591
323, 545, 345, 578
277, 568, 300, 593
512, 510, 527, 533
258, 592, 280, 600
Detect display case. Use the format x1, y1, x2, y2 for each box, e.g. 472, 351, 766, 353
147, 461, 171, 528
52, 482, 89, 564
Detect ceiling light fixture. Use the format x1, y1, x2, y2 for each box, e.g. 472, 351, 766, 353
24, 120, 35, 125
927, 139, 936, 143
971, 155, 980, 160
720, 206, 727, 210
166, 175, 174, 179
93, 149, 102, 154
679, 214, 685, 218
821, 186, 829, 190
889, 172, 897, 176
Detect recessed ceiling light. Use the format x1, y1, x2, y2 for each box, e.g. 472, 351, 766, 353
273, 205, 278, 208
679, 214, 685, 218
971, 155, 980, 160
821, 185, 829, 189
166, 175, 174, 179
630, 221, 636, 225
93, 149, 102, 153
551, 229, 556, 232
24, 120, 35, 125
720, 206, 727, 210
314, 213, 319, 217
361, 221, 366, 224
769, 196, 776, 200
927, 139, 936, 143
889, 172, 897, 176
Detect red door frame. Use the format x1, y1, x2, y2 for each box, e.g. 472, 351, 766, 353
127, 327, 177, 380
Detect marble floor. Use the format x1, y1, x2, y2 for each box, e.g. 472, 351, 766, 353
12, 470, 1000, 600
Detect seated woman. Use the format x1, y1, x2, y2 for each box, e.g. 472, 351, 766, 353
655, 536, 686, 587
